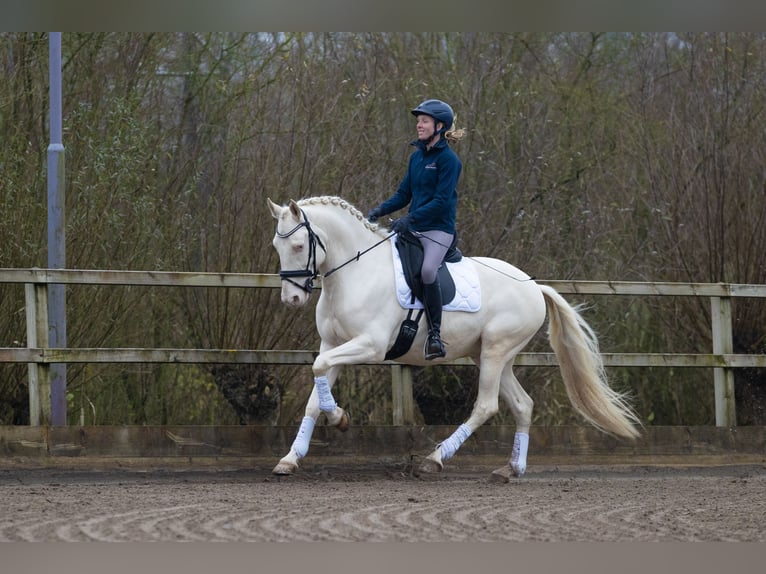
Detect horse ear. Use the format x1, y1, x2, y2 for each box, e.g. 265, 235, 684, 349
288, 200, 302, 220
267, 198, 284, 220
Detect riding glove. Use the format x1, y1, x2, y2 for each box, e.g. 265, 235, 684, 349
390, 215, 412, 234
367, 206, 384, 223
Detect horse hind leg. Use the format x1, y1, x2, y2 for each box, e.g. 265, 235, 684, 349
418, 352, 504, 475
491, 363, 534, 481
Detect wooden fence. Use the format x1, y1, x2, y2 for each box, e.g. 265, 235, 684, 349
1, 267, 766, 428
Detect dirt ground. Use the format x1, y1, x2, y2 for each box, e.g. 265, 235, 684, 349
1, 458, 764, 542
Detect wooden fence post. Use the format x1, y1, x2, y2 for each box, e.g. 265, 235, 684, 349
391, 364, 415, 425
25, 283, 51, 426
711, 296, 736, 427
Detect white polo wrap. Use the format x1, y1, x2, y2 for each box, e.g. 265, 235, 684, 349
292, 416, 316, 458
512, 432, 529, 475
314, 375, 337, 412
438, 423, 472, 461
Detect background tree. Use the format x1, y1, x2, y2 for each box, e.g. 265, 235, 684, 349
1, 32, 763, 426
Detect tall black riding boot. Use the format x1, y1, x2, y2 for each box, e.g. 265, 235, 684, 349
421, 280, 446, 360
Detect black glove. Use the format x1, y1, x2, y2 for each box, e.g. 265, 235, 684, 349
389, 215, 412, 234
367, 206, 384, 223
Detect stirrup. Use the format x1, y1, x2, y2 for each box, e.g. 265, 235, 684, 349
424, 333, 446, 360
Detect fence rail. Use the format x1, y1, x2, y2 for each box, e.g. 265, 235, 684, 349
2, 268, 766, 427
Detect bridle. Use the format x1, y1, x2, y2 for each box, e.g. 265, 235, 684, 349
275, 207, 396, 294
275, 208, 326, 294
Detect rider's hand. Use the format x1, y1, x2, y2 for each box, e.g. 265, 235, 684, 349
389, 215, 412, 234
367, 207, 384, 223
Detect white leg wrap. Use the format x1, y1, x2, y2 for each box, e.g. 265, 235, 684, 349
314, 375, 337, 412
511, 432, 529, 476
438, 423, 472, 461
291, 416, 316, 459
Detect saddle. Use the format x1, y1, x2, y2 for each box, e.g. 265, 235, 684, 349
394, 229, 462, 303
384, 230, 462, 360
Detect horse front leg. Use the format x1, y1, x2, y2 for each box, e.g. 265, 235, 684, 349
272, 337, 380, 476
272, 365, 345, 476
311, 332, 383, 423
312, 368, 350, 431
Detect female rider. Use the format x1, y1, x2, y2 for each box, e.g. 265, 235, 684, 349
367, 99, 465, 360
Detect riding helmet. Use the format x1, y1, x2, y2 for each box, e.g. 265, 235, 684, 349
411, 99, 454, 132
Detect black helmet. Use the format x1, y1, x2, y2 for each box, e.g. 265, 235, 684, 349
411, 99, 454, 132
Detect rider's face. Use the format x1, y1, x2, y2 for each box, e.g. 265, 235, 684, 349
415, 114, 439, 141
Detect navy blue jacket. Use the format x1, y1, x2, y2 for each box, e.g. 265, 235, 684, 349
378, 138, 462, 234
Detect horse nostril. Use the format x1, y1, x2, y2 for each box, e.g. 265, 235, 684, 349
281, 288, 305, 306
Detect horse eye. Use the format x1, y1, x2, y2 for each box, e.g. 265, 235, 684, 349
293, 243, 304, 252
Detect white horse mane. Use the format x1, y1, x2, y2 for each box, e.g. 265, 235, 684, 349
296, 196, 389, 237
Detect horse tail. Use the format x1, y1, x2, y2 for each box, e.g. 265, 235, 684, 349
540, 284, 642, 440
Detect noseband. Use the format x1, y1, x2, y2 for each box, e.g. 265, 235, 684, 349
276, 209, 326, 293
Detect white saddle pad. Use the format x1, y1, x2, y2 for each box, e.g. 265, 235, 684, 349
390, 236, 481, 312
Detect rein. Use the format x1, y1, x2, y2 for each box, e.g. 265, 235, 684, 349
323, 232, 395, 279
276, 208, 394, 293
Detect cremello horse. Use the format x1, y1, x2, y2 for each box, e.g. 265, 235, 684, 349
268, 196, 640, 477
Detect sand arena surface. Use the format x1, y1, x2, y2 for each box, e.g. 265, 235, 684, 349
1, 460, 764, 542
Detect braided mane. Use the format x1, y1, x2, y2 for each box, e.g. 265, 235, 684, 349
296, 196, 388, 236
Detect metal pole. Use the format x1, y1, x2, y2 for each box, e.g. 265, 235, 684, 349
48, 32, 67, 426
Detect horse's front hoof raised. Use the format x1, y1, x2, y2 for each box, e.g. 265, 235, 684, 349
272, 461, 298, 476
418, 457, 444, 475
335, 409, 350, 432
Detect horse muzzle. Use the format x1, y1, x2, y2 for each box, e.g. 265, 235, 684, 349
279, 271, 314, 306
282, 286, 311, 306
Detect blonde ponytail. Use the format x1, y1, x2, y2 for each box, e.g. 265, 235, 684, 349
445, 114, 466, 143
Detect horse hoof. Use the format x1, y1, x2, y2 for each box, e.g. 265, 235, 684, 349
418, 457, 443, 474
335, 409, 350, 432
272, 461, 298, 476
490, 465, 513, 483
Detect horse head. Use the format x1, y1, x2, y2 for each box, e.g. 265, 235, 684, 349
269, 195, 392, 307
268, 198, 327, 307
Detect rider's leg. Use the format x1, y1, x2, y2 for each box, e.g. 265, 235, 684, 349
422, 280, 445, 359
418, 230, 453, 360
